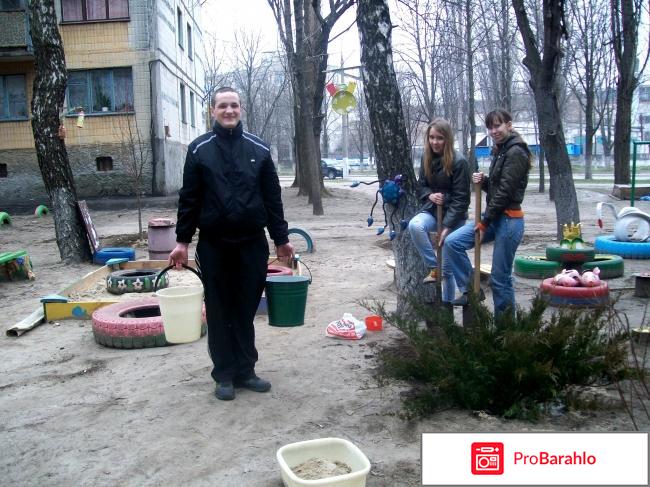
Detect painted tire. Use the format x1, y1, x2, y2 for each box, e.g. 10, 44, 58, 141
0, 212, 11, 225
288, 227, 315, 253
580, 254, 624, 279
514, 255, 562, 279
539, 278, 609, 307
93, 247, 135, 265
91, 298, 206, 349
594, 235, 650, 259
267, 265, 293, 277
545, 246, 595, 264
34, 205, 49, 217
106, 268, 168, 295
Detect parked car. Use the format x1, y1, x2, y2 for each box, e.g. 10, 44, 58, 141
321, 160, 344, 179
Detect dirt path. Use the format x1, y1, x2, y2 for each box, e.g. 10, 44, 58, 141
1, 184, 649, 486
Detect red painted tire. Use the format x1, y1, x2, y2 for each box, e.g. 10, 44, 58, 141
267, 265, 293, 276
91, 298, 206, 349
539, 278, 610, 308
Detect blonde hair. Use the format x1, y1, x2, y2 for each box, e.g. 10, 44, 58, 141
423, 118, 455, 179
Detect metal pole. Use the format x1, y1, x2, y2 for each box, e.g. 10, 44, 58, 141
339, 57, 349, 178
631, 142, 637, 207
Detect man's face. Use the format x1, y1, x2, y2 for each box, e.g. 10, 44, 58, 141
211, 91, 241, 129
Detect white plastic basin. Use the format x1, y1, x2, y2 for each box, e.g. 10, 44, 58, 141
277, 437, 371, 487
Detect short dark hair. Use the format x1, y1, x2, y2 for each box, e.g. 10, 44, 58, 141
211, 86, 240, 107
485, 108, 512, 129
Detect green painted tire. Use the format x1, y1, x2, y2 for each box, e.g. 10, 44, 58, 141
34, 205, 49, 217
580, 254, 624, 279
514, 255, 562, 279
545, 246, 595, 264
0, 212, 11, 225
106, 269, 168, 295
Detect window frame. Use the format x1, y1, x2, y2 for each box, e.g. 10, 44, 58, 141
640, 86, 650, 103
187, 22, 193, 60
189, 90, 195, 127
61, 0, 130, 24
0, 0, 24, 12
0, 74, 28, 121
180, 83, 187, 124
177, 7, 184, 49
65, 67, 134, 116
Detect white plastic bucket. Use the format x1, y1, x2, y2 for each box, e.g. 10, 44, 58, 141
155, 285, 203, 344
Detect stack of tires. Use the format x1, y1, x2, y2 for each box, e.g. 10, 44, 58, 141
515, 245, 621, 308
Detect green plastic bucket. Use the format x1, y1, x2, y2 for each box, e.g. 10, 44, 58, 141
266, 275, 310, 327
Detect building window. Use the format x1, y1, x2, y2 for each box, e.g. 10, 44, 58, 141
640, 86, 650, 102
180, 83, 187, 124
177, 7, 183, 49
66, 68, 134, 114
0, 0, 23, 11
187, 23, 192, 59
0, 74, 28, 120
96, 156, 113, 171
190, 91, 195, 127
0, 163, 7, 178
61, 0, 129, 22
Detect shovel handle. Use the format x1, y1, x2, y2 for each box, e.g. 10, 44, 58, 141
153, 264, 203, 292
473, 182, 482, 293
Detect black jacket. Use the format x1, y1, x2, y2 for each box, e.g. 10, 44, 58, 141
175, 121, 289, 245
415, 151, 471, 229
481, 132, 530, 227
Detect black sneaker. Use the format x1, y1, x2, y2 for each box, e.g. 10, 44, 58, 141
234, 375, 271, 393
215, 381, 235, 401
452, 289, 486, 306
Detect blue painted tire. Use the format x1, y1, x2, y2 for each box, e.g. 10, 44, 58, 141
288, 227, 314, 253
594, 235, 650, 259
94, 247, 135, 265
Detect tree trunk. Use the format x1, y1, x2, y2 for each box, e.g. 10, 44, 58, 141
28, 0, 92, 263
613, 89, 633, 183
357, 0, 427, 315
512, 0, 580, 239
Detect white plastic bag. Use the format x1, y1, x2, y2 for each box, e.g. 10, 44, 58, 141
325, 313, 366, 340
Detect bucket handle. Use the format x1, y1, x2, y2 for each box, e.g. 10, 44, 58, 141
154, 264, 203, 292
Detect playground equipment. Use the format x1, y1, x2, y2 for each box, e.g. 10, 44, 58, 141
106, 268, 167, 294
596, 202, 650, 242
352, 175, 409, 240
326, 81, 357, 115
34, 205, 49, 217
78, 200, 135, 264
0, 211, 11, 225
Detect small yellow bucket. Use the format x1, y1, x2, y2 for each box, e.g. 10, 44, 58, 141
154, 265, 203, 344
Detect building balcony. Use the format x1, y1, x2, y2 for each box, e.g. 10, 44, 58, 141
0, 9, 33, 60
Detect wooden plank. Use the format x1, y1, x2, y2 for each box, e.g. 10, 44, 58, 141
44, 301, 117, 321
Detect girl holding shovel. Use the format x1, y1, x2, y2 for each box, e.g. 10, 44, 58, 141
408, 118, 471, 304
445, 109, 532, 316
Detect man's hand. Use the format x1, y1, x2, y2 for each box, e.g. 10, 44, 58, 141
169, 243, 189, 269
276, 242, 295, 265
472, 172, 484, 184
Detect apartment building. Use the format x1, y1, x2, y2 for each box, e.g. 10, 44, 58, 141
0, 0, 205, 205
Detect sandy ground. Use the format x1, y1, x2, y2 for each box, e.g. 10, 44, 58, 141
1, 181, 649, 486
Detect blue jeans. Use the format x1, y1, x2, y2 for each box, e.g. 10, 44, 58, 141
445, 215, 524, 316
408, 211, 466, 303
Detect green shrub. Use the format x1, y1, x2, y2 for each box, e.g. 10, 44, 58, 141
373, 296, 629, 421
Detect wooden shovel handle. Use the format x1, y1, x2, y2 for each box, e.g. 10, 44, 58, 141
474, 182, 482, 293
436, 204, 443, 302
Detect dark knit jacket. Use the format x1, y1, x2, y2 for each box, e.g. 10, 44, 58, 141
481, 132, 531, 227
415, 150, 471, 229
175, 121, 289, 245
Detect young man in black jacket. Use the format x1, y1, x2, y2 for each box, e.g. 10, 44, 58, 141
169, 87, 294, 401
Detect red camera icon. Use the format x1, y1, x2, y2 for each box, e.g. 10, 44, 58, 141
471, 442, 504, 475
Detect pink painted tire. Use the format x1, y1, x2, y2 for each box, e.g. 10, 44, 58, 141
267, 265, 293, 277
91, 297, 206, 349
539, 278, 610, 308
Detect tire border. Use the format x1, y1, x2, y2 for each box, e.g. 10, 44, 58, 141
580, 254, 625, 279
539, 278, 610, 307
287, 227, 315, 253
106, 268, 167, 295
514, 255, 562, 279
594, 235, 650, 259
545, 246, 595, 264
91, 298, 206, 349
93, 247, 136, 265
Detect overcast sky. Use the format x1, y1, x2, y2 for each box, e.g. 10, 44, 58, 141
200, 0, 361, 73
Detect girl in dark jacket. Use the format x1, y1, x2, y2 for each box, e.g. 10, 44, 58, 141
408, 118, 471, 303
445, 109, 531, 316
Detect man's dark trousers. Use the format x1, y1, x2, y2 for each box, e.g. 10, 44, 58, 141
197, 235, 269, 383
